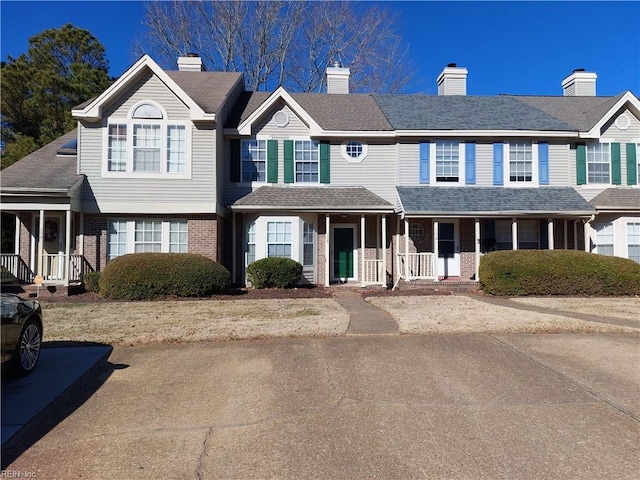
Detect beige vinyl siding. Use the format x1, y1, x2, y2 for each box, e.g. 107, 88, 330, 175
104, 72, 190, 119
547, 142, 571, 186
330, 141, 397, 203
397, 142, 420, 186
255, 104, 310, 138
79, 71, 219, 213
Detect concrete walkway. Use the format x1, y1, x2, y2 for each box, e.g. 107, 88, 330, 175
333, 291, 399, 335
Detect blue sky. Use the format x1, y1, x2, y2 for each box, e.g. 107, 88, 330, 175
1, 1, 639, 96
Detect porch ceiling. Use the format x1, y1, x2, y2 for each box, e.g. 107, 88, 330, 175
396, 186, 596, 217
231, 186, 393, 213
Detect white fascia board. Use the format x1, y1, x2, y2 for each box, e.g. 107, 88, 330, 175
403, 211, 595, 218
229, 205, 393, 213
237, 86, 320, 135
394, 130, 579, 138
586, 91, 640, 138
71, 54, 212, 122
1, 203, 71, 211
314, 130, 396, 139
89, 201, 218, 214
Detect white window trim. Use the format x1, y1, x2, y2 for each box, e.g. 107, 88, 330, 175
107, 218, 188, 261
431, 141, 466, 186
504, 141, 539, 187
102, 100, 192, 179
341, 140, 368, 163
247, 216, 304, 263
627, 221, 640, 263
240, 137, 268, 184
585, 140, 612, 187
293, 138, 320, 184
594, 222, 614, 256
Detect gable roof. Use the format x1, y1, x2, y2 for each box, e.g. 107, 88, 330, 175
231, 186, 393, 213
396, 186, 595, 217
225, 91, 393, 133
372, 95, 578, 132
0, 129, 83, 194
589, 188, 640, 211
72, 55, 243, 122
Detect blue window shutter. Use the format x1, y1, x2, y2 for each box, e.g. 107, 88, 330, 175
627, 143, 638, 185
267, 140, 278, 183
283, 140, 294, 183
319, 142, 330, 183
538, 142, 549, 185
611, 143, 621, 185
465, 142, 476, 185
493, 143, 503, 186
419, 142, 430, 184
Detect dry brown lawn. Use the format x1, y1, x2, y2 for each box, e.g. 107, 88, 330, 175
41, 294, 640, 346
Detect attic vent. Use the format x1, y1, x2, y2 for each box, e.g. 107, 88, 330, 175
273, 110, 290, 128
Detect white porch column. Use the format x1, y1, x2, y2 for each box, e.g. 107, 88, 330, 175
360, 214, 366, 287
475, 218, 481, 281
404, 218, 409, 279
65, 210, 71, 284
325, 215, 330, 287
232, 212, 237, 284
395, 216, 400, 282
37, 210, 45, 277
79, 212, 85, 255
433, 220, 439, 281
512, 218, 518, 250
381, 215, 387, 288
548, 219, 554, 250
564, 220, 568, 249
584, 220, 591, 252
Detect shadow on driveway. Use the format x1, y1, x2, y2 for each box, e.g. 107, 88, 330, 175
1, 341, 126, 468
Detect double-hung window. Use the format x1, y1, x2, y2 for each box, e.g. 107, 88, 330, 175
587, 143, 610, 184
595, 223, 614, 256
294, 140, 319, 183
246, 222, 256, 266
303, 222, 315, 266
627, 223, 640, 263
495, 220, 512, 250
518, 220, 539, 250
241, 140, 266, 182
436, 141, 460, 182
107, 219, 188, 261
105, 102, 189, 176
267, 221, 292, 258
509, 142, 533, 182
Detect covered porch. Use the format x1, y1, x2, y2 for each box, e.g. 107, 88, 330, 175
230, 186, 395, 288
394, 186, 597, 287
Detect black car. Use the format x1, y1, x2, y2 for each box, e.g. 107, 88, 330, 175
1, 293, 43, 376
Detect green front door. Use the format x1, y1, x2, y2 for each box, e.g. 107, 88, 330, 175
333, 227, 354, 280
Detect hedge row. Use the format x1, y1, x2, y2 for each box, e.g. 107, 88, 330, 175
479, 250, 640, 296
99, 253, 231, 300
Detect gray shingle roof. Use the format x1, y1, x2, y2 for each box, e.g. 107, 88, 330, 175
373, 95, 578, 131
225, 92, 394, 131
589, 188, 640, 210
0, 130, 83, 193
232, 186, 393, 211
396, 186, 595, 216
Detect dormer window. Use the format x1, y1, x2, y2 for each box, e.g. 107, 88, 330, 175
104, 101, 190, 177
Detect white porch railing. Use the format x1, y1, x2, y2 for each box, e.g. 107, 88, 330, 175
363, 259, 384, 285
397, 253, 436, 280
0, 254, 89, 283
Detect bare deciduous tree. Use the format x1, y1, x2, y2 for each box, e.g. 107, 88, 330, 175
139, 0, 413, 93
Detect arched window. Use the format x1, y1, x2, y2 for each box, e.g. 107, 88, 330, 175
131, 103, 163, 119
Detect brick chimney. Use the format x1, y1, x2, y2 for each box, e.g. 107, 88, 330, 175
437, 63, 468, 95
562, 69, 597, 96
326, 61, 350, 94
177, 53, 204, 72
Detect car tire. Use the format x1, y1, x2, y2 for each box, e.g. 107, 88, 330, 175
13, 317, 42, 376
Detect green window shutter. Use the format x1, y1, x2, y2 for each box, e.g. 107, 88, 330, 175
576, 144, 587, 185
319, 142, 330, 184
611, 142, 621, 185
626, 143, 638, 185
267, 140, 278, 183
283, 140, 294, 183
230, 139, 241, 182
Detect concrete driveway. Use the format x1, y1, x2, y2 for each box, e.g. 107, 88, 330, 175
2, 333, 638, 479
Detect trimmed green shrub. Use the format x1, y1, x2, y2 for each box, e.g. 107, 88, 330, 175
479, 250, 640, 296
99, 253, 231, 300
246, 257, 303, 289
83, 270, 101, 293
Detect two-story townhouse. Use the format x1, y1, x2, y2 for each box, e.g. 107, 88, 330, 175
1, 55, 638, 295
1, 54, 244, 292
